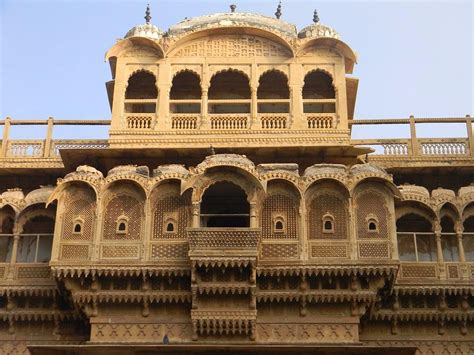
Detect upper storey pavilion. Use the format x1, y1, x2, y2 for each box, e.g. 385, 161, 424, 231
104, 4, 360, 160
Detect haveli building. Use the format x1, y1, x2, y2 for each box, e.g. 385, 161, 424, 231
0, 4, 473, 354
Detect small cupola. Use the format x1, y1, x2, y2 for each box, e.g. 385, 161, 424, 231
124, 4, 163, 40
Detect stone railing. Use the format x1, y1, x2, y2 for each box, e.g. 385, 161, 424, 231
306, 114, 335, 129
397, 262, 474, 282
7, 140, 44, 157
187, 228, 260, 257
0, 263, 53, 282
209, 114, 249, 130
419, 138, 467, 155
126, 114, 153, 129
260, 114, 288, 129
171, 114, 199, 130
51, 140, 109, 156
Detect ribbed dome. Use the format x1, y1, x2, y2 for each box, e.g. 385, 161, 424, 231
298, 22, 339, 40
124, 23, 163, 40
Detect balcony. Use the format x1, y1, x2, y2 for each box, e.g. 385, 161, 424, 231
209, 114, 250, 130
305, 113, 336, 129
171, 114, 199, 130
187, 228, 260, 258
125, 113, 153, 130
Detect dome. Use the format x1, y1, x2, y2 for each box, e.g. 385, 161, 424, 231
168, 12, 297, 39
298, 10, 339, 40
124, 23, 163, 40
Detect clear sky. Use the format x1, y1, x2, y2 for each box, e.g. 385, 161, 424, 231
0, 0, 472, 140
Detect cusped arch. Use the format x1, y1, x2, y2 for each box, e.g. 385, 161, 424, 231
101, 177, 148, 200
462, 201, 474, 222
105, 37, 164, 60
124, 69, 158, 99
351, 177, 401, 199
48, 180, 99, 207
304, 177, 350, 199
438, 201, 461, 221
16, 204, 56, 234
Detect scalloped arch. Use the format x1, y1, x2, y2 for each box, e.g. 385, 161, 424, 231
101, 178, 148, 201
172, 68, 202, 82
265, 178, 302, 201
16, 206, 56, 234
105, 37, 164, 60
351, 177, 401, 198
304, 177, 350, 198
257, 68, 289, 84
47, 180, 99, 207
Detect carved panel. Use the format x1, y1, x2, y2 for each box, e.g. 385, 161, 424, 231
311, 244, 348, 258
0, 266, 5, 279
447, 264, 460, 279
261, 194, 297, 239
152, 196, 189, 239
399, 264, 437, 278
173, 35, 292, 58
355, 190, 389, 239
358, 242, 390, 259
309, 192, 348, 239
91, 322, 192, 342
62, 190, 96, 241
16, 266, 50, 279
101, 245, 139, 259
60, 244, 89, 260
261, 243, 298, 259
256, 323, 357, 343
151, 243, 188, 259
103, 195, 142, 240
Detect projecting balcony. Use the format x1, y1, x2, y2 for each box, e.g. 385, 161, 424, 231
305, 113, 336, 129
187, 228, 261, 258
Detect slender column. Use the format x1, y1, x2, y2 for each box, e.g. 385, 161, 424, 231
92, 198, 104, 261
201, 87, 209, 129
1, 117, 11, 157
299, 202, 308, 260
466, 115, 474, 156
348, 195, 358, 259
156, 85, 170, 131
434, 221, 444, 263
455, 222, 465, 263
409, 115, 419, 156
290, 85, 305, 129
249, 202, 258, 228
251, 87, 258, 129
192, 202, 200, 228
7, 230, 21, 279
44, 116, 54, 157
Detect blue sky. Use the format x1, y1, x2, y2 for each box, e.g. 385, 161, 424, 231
0, 0, 472, 140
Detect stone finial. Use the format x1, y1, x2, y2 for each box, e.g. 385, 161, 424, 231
313, 9, 320, 24
230, 4, 237, 13
144, 4, 152, 24
209, 145, 216, 155
275, 1, 282, 19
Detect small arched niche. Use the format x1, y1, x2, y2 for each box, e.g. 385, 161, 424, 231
200, 181, 250, 227
302, 70, 335, 114
208, 70, 251, 114
125, 71, 158, 114
170, 71, 202, 114
257, 70, 289, 114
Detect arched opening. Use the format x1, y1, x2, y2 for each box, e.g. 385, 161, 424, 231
396, 213, 436, 262
73, 221, 83, 234
170, 71, 201, 114
303, 70, 335, 114
368, 220, 378, 232
125, 71, 158, 114
208, 70, 251, 114
257, 71, 289, 114
0, 206, 15, 263
18, 214, 55, 263
463, 214, 474, 261
440, 216, 459, 262
166, 222, 175, 232
275, 220, 284, 231
200, 182, 250, 227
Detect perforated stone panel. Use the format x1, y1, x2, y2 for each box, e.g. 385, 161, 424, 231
311, 244, 348, 258
309, 192, 348, 239
358, 242, 390, 259
102, 245, 139, 259
261, 194, 297, 239
151, 243, 188, 259
103, 195, 142, 240
447, 264, 460, 279
152, 196, 189, 239
62, 190, 96, 241
355, 190, 389, 239
17, 266, 50, 279
400, 264, 437, 278
60, 244, 89, 260
261, 243, 298, 258
0, 266, 5, 279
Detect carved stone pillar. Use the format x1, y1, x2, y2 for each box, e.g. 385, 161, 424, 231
201, 87, 209, 129
249, 202, 258, 228
299, 202, 308, 260
251, 87, 258, 128
156, 85, 170, 131
7, 232, 20, 279
192, 202, 200, 228
290, 85, 304, 129
455, 222, 465, 263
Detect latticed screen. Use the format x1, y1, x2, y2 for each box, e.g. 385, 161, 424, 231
261, 194, 297, 239
103, 195, 142, 240
356, 190, 389, 239
309, 193, 348, 239
62, 190, 96, 241
152, 195, 189, 239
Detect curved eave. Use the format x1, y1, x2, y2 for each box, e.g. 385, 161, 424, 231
166, 26, 295, 58
105, 37, 164, 61
298, 37, 357, 74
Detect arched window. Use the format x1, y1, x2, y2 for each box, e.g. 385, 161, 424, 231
322, 213, 335, 234
200, 181, 250, 227
463, 215, 474, 261
272, 216, 286, 234
125, 71, 158, 114
302, 70, 335, 114
366, 215, 379, 233
170, 71, 201, 114
208, 70, 251, 114
164, 218, 177, 234
116, 216, 129, 235
18, 214, 55, 263
72, 218, 84, 234
440, 216, 459, 262
257, 71, 289, 114
396, 213, 435, 262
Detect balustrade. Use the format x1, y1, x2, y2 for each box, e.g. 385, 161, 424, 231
260, 114, 288, 129
209, 114, 249, 130
306, 114, 334, 129
7, 141, 44, 157
171, 114, 199, 130
126, 114, 153, 129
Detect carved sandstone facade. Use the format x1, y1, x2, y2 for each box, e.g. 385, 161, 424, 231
0, 6, 473, 355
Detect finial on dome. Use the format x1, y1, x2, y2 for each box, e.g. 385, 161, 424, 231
313, 9, 320, 24
144, 4, 152, 24
275, 1, 282, 19
230, 4, 237, 13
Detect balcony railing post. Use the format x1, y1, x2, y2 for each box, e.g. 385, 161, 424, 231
1, 117, 11, 157
409, 115, 419, 156
466, 115, 473, 156
44, 116, 54, 157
